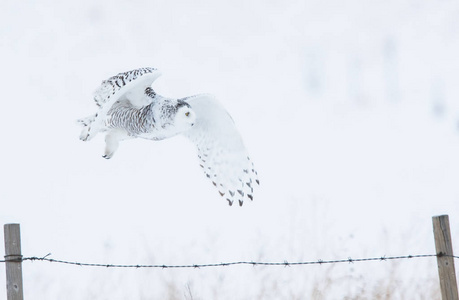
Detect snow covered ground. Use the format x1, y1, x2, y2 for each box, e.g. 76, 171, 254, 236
1, 0, 458, 298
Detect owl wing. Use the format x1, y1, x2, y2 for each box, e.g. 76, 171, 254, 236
82, 67, 161, 141
182, 94, 259, 206
94, 67, 161, 108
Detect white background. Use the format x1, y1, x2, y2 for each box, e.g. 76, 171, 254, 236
1, 0, 458, 298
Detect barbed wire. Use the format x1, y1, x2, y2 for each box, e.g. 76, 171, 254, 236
1, 253, 457, 269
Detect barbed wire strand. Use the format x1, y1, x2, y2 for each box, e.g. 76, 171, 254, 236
0, 253, 457, 269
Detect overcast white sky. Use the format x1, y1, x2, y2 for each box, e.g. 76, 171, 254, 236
1, 0, 459, 298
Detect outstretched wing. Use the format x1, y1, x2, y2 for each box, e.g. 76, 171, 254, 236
82, 67, 161, 141
182, 94, 259, 206
94, 67, 161, 108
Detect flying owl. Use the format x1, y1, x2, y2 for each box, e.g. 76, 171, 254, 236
78, 67, 259, 206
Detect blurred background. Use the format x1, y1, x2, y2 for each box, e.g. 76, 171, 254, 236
1, 0, 459, 299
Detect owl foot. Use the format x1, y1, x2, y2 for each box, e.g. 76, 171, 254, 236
103, 139, 118, 159
103, 128, 131, 159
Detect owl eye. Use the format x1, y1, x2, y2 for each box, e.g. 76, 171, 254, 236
185, 112, 190, 117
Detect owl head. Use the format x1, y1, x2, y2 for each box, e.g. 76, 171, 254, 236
171, 100, 196, 133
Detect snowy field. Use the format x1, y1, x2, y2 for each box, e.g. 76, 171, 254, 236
1, 0, 459, 299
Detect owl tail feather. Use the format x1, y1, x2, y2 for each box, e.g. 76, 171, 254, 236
77, 115, 95, 127
77, 114, 97, 141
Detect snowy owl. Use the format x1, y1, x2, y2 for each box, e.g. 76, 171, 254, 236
78, 67, 259, 206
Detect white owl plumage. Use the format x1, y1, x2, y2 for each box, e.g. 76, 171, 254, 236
78, 67, 259, 206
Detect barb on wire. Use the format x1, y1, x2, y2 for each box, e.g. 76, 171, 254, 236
0, 253, 452, 269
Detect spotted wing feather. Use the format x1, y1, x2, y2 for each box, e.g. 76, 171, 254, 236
182, 94, 259, 206
94, 67, 161, 108
82, 67, 161, 141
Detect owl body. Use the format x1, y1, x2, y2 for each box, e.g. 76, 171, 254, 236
79, 68, 258, 206
105, 94, 195, 141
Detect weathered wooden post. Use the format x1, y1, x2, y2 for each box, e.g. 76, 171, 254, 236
4, 224, 24, 300
433, 215, 458, 300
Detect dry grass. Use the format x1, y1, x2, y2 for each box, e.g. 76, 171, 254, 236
154, 261, 442, 300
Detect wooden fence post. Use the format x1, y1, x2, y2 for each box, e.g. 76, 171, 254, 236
433, 215, 459, 300
4, 224, 24, 300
